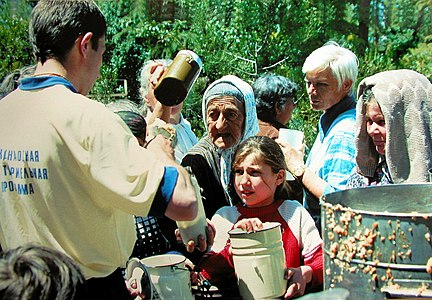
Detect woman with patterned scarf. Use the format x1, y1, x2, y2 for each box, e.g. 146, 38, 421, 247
181, 75, 260, 218
347, 69, 432, 187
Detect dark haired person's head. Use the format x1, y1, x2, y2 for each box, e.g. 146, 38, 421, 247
0, 244, 85, 300
253, 73, 298, 126
29, 0, 107, 64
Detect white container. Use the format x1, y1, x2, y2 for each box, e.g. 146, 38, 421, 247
278, 128, 304, 181
229, 222, 287, 299
176, 173, 207, 245
140, 254, 194, 300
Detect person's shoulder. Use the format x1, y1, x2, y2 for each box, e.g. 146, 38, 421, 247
183, 137, 212, 156
336, 107, 356, 122
277, 200, 306, 221
257, 121, 279, 139
52, 86, 107, 110
280, 199, 303, 209
329, 110, 356, 136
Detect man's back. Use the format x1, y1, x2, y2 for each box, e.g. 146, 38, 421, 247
0, 83, 165, 278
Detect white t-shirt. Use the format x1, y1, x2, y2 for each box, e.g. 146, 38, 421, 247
0, 84, 166, 278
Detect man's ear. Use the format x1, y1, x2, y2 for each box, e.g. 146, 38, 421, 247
342, 79, 353, 94
79, 32, 94, 58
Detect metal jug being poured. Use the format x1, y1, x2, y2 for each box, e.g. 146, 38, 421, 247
154, 50, 203, 106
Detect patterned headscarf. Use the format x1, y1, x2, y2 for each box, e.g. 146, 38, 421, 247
198, 75, 259, 203
356, 69, 432, 183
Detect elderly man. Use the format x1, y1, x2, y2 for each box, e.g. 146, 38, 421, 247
279, 42, 358, 232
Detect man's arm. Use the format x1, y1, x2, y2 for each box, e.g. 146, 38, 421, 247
146, 135, 197, 221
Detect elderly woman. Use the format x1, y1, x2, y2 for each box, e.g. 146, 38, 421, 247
181, 75, 259, 218
347, 69, 432, 187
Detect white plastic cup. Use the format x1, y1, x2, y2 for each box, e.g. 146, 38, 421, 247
278, 128, 304, 180
176, 173, 207, 245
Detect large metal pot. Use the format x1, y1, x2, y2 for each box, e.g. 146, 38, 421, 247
321, 184, 432, 299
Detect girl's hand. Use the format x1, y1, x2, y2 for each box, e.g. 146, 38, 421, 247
233, 218, 264, 232
283, 266, 313, 299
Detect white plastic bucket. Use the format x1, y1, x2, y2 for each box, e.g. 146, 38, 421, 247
176, 173, 207, 246
140, 254, 193, 300
229, 222, 287, 299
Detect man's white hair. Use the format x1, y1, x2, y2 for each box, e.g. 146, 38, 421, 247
302, 41, 359, 96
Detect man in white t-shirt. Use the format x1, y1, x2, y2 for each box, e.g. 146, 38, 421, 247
0, 1, 210, 298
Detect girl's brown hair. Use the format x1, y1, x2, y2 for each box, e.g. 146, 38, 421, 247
232, 136, 293, 200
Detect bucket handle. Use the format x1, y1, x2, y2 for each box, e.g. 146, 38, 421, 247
170, 265, 190, 272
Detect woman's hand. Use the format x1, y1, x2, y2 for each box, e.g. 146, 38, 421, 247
283, 266, 313, 299
233, 218, 263, 232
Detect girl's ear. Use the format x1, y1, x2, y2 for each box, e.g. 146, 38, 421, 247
275, 169, 286, 186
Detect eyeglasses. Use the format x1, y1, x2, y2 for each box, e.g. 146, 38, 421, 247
292, 93, 306, 105
281, 95, 301, 105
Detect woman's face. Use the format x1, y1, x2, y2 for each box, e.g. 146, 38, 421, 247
365, 101, 386, 155
206, 96, 245, 149
233, 154, 285, 208
276, 98, 296, 125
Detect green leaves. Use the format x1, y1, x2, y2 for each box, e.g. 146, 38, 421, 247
2, 0, 431, 143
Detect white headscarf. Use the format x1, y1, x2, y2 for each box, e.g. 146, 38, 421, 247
201, 75, 259, 203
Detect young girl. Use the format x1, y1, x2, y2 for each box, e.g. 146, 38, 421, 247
198, 136, 323, 299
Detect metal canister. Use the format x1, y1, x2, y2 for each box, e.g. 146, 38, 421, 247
321, 184, 432, 299
229, 222, 287, 299
154, 50, 202, 106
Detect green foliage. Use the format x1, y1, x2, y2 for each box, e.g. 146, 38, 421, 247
400, 42, 432, 79
1, 0, 431, 144
0, 0, 34, 81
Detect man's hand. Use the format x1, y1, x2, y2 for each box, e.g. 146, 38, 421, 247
276, 139, 306, 175
175, 219, 216, 253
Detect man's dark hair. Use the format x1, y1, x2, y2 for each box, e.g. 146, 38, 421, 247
29, 0, 107, 64
253, 73, 298, 124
